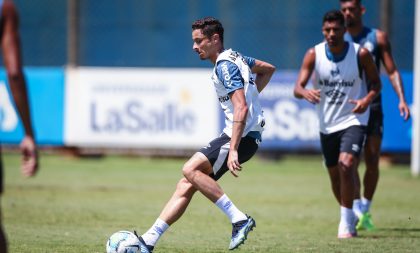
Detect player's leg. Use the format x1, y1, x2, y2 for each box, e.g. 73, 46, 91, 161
356, 135, 381, 231
363, 135, 381, 206
139, 134, 258, 251
158, 177, 197, 225
205, 135, 259, 250
139, 153, 212, 251
320, 131, 341, 204
182, 152, 225, 202
336, 125, 365, 238
352, 162, 364, 220
357, 110, 382, 231
336, 153, 358, 239
327, 166, 340, 204
338, 152, 356, 209
363, 109, 383, 206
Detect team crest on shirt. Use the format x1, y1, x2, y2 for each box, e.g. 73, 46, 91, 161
330, 67, 340, 77
325, 89, 345, 100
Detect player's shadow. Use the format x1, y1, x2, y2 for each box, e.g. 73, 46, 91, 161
359, 228, 420, 239
380, 228, 420, 232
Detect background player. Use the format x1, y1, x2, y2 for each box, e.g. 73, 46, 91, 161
339, 0, 410, 231
294, 10, 381, 238
136, 17, 275, 252
0, 0, 39, 252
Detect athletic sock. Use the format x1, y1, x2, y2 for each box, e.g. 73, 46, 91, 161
361, 197, 372, 213
215, 194, 247, 223
353, 199, 363, 218
340, 206, 354, 227
141, 218, 169, 247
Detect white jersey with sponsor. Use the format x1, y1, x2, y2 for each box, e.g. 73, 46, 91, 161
211, 49, 264, 137
313, 42, 369, 134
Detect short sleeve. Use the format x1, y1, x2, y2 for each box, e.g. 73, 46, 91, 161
215, 60, 244, 94
243, 55, 256, 68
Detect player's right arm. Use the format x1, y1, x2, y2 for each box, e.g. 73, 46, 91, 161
1, 1, 38, 177
377, 30, 410, 120
250, 59, 276, 93
293, 48, 320, 103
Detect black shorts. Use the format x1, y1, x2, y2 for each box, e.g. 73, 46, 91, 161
320, 125, 367, 167
199, 133, 259, 180
366, 108, 383, 138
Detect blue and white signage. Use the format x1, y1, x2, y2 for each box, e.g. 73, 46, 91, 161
0, 68, 65, 145
64, 68, 219, 148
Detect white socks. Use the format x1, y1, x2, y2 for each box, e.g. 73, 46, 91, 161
353, 197, 372, 218
141, 194, 248, 246
361, 197, 372, 213
340, 206, 355, 227
215, 194, 247, 223
353, 199, 363, 218
141, 218, 169, 246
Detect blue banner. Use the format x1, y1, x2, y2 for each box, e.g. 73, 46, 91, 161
258, 71, 320, 151
0, 67, 65, 145
381, 71, 413, 152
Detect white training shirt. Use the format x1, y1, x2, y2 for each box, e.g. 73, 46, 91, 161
211, 49, 265, 138
313, 42, 369, 134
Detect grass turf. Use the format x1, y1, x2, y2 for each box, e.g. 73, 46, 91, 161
2, 153, 420, 252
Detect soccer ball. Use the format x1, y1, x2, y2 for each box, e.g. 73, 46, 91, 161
106, 231, 142, 253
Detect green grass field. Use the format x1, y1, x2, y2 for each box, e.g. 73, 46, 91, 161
3, 152, 420, 253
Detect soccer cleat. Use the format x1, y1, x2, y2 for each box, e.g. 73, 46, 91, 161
228, 215, 256, 250
356, 212, 375, 231
134, 231, 154, 253
337, 220, 357, 239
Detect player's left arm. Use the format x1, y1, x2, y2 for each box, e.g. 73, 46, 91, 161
250, 59, 276, 93
350, 48, 382, 113
228, 88, 248, 177
377, 30, 410, 120
216, 60, 248, 177
1, 1, 39, 177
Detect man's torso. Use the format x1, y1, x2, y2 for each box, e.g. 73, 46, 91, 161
212, 49, 264, 138
313, 41, 369, 134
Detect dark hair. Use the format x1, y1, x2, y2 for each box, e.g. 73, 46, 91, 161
339, 0, 361, 5
192, 17, 224, 43
323, 10, 345, 26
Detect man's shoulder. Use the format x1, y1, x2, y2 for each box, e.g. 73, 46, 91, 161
364, 26, 387, 40
217, 49, 242, 61
1, 0, 18, 19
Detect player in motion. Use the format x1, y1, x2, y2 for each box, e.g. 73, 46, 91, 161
294, 10, 380, 238
339, 0, 410, 231
136, 17, 275, 252
0, 0, 39, 252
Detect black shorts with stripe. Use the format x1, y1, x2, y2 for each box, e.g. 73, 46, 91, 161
320, 125, 367, 167
199, 133, 260, 181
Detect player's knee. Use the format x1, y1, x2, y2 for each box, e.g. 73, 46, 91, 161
182, 163, 196, 181
338, 159, 354, 174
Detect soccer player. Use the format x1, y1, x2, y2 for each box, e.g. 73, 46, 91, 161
0, 0, 39, 252
294, 10, 381, 238
339, 0, 410, 231
136, 17, 275, 252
